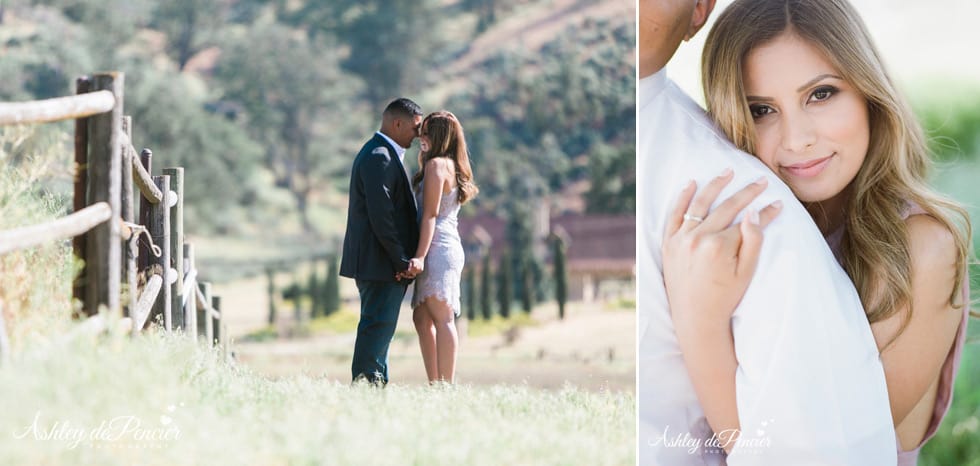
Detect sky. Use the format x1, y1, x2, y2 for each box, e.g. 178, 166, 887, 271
666, 0, 980, 105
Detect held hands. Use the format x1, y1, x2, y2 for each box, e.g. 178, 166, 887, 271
661, 169, 783, 325
396, 257, 425, 281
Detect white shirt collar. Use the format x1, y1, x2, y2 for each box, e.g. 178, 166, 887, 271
638, 69, 668, 112
376, 131, 407, 163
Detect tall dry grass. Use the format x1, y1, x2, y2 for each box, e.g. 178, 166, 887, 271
0, 328, 635, 465
0, 124, 78, 350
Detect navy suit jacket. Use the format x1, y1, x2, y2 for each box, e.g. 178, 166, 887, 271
340, 133, 420, 282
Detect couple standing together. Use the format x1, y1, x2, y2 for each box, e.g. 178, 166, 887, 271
340, 98, 478, 386
640, 0, 971, 465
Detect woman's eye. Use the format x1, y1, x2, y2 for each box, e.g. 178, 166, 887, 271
749, 105, 773, 119
810, 86, 837, 102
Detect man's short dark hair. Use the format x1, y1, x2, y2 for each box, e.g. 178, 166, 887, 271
383, 97, 422, 120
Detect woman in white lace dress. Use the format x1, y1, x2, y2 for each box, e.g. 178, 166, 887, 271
407, 111, 478, 383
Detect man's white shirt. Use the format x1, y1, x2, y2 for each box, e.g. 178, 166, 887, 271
376, 131, 407, 163
637, 70, 896, 465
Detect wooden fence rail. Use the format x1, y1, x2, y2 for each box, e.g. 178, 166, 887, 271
0, 90, 115, 126
0, 203, 111, 256
0, 72, 230, 360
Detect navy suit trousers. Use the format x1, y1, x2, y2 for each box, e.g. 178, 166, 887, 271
351, 280, 408, 384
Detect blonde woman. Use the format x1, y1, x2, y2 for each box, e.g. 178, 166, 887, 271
662, 0, 972, 462
402, 111, 478, 384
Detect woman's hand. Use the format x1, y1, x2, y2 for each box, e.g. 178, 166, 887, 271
662, 169, 782, 323
396, 257, 425, 281
661, 169, 783, 448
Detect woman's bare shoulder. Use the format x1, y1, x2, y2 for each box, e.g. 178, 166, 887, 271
905, 214, 957, 273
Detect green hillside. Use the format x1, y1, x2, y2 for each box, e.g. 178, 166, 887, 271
1, 0, 635, 240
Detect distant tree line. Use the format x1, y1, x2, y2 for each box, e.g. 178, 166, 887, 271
8, 0, 635, 239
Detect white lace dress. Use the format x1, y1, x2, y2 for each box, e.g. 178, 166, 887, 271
411, 186, 464, 317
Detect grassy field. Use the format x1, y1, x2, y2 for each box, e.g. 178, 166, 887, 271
0, 125, 636, 465
0, 331, 635, 466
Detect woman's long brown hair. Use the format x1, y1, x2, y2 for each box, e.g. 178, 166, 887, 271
702, 0, 975, 340
411, 111, 479, 205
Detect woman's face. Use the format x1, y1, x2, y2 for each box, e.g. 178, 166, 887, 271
419, 123, 431, 153
742, 32, 870, 204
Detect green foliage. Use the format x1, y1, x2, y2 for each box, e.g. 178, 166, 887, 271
505, 197, 539, 309
914, 84, 980, 162
8, 0, 635, 239
520, 258, 534, 314
0, 8, 93, 100
30, 0, 154, 68
465, 0, 497, 33
497, 250, 513, 319
281, 282, 301, 302
149, 0, 224, 70
445, 16, 635, 214
308, 261, 320, 319
213, 21, 365, 232
323, 255, 340, 317
124, 68, 264, 235
464, 265, 477, 321
282, 0, 453, 109
265, 268, 277, 325
480, 253, 493, 320
553, 237, 568, 320
586, 143, 636, 214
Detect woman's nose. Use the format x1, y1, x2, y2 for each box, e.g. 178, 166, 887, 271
780, 112, 817, 154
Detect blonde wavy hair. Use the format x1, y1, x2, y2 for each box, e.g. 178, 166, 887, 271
411, 111, 479, 205
701, 0, 975, 331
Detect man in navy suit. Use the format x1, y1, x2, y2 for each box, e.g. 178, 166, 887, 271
340, 98, 423, 385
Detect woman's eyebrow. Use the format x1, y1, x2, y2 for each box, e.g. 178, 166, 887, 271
796, 74, 843, 92
746, 73, 844, 101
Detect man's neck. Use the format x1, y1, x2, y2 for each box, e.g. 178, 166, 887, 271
376, 130, 402, 149
375, 130, 406, 163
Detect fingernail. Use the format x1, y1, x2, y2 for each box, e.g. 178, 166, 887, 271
749, 209, 760, 225
720, 168, 733, 178
772, 200, 783, 209
686, 179, 695, 190
754, 176, 768, 186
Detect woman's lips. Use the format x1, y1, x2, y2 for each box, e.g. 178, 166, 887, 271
781, 153, 834, 178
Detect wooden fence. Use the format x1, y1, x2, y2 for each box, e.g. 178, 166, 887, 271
0, 72, 229, 361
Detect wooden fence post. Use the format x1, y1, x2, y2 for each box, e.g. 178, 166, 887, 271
163, 168, 184, 330
266, 267, 277, 326
148, 175, 171, 331
121, 116, 136, 319
184, 243, 197, 338
85, 72, 123, 317
138, 149, 153, 272
212, 296, 221, 348
199, 282, 213, 345
72, 76, 92, 318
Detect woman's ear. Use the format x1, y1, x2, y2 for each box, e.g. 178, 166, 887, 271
684, 0, 717, 41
